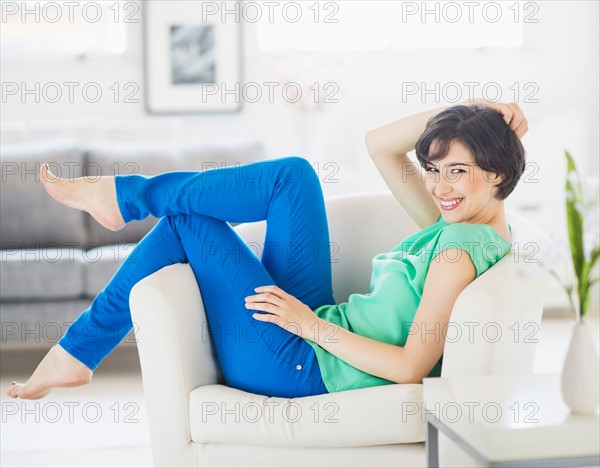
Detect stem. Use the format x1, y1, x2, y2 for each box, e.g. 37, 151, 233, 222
546, 268, 579, 322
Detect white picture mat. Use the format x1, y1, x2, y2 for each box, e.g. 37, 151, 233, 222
144, 1, 242, 113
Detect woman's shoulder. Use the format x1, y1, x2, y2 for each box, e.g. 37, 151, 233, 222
438, 220, 510, 245
433, 220, 511, 276
436, 221, 509, 252
394, 216, 508, 255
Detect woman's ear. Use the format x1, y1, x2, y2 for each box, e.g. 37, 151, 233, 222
486, 172, 504, 200
487, 171, 504, 186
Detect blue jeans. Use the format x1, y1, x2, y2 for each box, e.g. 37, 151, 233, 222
58, 156, 336, 398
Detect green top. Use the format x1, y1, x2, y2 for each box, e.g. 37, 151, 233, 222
303, 214, 512, 393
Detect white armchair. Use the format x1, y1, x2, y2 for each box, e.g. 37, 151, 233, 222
130, 192, 551, 467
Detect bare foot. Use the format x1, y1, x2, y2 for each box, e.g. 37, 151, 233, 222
5, 345, 93, 400
40, 163, 126, 231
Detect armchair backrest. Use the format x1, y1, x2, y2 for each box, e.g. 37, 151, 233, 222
233, 191, 552, 379
439, 209, 551, 377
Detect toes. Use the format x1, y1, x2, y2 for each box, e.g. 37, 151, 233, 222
46, 166, 59, 181
4, 382, 46, 400
40, 163, 52, 185
40, 163, 50, 182
39, 163, 47, 183
17, 387, 34, 400
6, 382, 23, 398
17, 385, 50, 400
11, 383, 34, 400
40, 163, 59, 184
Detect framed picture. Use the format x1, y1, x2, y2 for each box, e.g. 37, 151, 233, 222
143, 1, 243, 114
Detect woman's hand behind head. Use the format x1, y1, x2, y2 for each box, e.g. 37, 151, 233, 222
465, 99, 529, 140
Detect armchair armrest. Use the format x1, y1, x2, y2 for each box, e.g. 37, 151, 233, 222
130, 263, 224, 467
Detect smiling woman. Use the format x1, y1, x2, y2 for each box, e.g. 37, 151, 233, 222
5, 98, 528, 402
366, 99, 527, 230
415, 103, 526, 202
291, 100, 526, 392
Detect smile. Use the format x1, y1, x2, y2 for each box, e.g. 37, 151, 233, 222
439, 197, 464, 210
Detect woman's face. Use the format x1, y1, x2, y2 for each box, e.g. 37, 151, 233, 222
424, 139, 503, 224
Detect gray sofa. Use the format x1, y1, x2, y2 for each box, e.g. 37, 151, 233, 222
0, 138, 265, 349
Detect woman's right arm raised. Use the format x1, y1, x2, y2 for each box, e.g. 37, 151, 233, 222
364, 99, 476, 230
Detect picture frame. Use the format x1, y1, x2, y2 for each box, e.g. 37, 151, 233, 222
143, 1, 243, 115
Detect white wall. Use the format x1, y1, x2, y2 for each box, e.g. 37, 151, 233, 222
2, 0, 599, 315
3, 2, 598, 160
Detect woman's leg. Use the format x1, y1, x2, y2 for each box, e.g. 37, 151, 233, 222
113, 156, 337, 397
9, 157, 335, 399
114, 156, 335, 309
39, 154, 335, 307
7, 216, 188, 400
151, 212, 333, 398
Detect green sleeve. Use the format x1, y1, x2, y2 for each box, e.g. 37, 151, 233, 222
432, 224, 504, 278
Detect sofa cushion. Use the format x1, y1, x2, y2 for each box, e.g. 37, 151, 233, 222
1, 247, 86, 300
189, 383, 425, 447
1, 139, 88, 249
81, 243, 137, 296
84, 140, 266, 246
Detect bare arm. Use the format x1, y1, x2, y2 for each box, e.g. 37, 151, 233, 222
364, 99, 479, 230
309, 246, 476, 384
249, 226, 479, 383
365, 101, 471, 157
364, 98, 529, 230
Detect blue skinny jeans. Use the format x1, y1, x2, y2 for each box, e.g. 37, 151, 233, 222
58, 156, 336, 398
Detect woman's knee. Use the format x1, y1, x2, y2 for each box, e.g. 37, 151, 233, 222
165, 212, 216, 232
278, 156, 318, 186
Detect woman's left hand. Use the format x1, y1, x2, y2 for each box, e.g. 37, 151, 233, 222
245, 285, 319, 340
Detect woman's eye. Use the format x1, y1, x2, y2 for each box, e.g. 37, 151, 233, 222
425, 167, 466, 174
425, 167, 465, 174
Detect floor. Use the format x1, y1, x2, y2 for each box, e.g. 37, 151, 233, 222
1, 311, 598, 468
1, 347, 153, 468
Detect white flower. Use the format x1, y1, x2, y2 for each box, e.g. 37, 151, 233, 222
519, 259, 541, 279
583, 232, 594, 261
582, 175, 600, 200
567, 170, 580, 189
583, 229, 599, 262
516, 239, 565, 279
539, 240, 568, 270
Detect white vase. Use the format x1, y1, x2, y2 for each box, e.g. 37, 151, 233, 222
560, 317, 600, 414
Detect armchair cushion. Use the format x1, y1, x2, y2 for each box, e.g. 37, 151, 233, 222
190, 383, 425, 447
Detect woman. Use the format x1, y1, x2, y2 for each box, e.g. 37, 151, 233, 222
6, 98, 527, 400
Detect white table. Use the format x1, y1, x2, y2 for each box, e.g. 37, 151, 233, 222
423, 373, 600, 468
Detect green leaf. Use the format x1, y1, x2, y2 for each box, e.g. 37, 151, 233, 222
565, 150, 585, 288
580, 288, 590, 318
580, 247, 600, 310
588, 246, 600, 270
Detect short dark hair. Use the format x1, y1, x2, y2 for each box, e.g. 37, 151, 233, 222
414, 104, 526, 200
